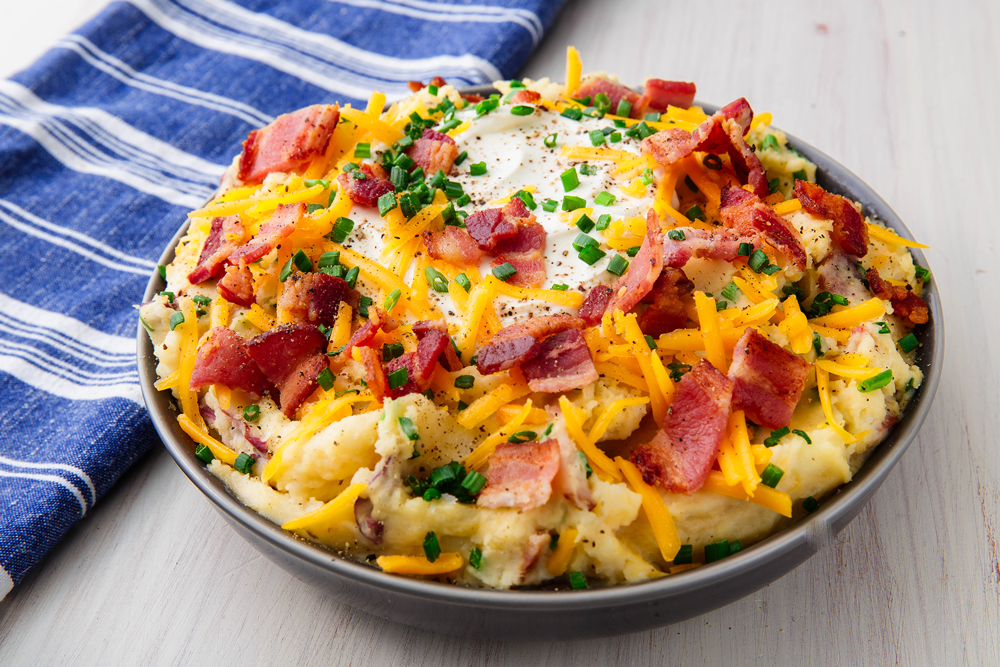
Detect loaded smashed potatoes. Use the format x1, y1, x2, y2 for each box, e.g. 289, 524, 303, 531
140, 48, 930, 589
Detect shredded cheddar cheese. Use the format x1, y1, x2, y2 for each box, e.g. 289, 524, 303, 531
377, 552, 463, 575
559, 395, 621, 480
617, 457, 682, 562
282, 483, 367, 532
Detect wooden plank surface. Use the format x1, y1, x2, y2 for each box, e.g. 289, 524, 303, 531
1, 0, 998, 664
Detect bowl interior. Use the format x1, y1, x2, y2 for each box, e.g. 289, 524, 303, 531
136, 92, 943, 636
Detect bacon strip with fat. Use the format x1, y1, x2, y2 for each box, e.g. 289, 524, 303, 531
245, 323, 329, 417
188, 215, 245, 284
228, 203, 302, 266
337, 163, 395, 207
866, 267, 929, 326
794, 180, 869, 257
238, 105, 339, 184
406, 129, 459, 176
477, 439, 561, 510
719, 185, 808, 270
728, 328, 810, 429
521, 329, 599, 393
476, 314, 583, 375
190, 327, 272, 397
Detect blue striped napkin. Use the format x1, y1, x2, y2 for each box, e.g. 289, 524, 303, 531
0, 0, 563, 599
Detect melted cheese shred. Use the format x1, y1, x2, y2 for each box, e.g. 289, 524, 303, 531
560, 395, 621, 481
617, 457, 682, 562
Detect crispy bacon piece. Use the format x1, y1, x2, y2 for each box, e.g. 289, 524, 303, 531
246, 324, 329, 417
277, 272, 357, 327
476, 314, 583, 375
190, 327, 272, 397
384, 319, 452, 399
661, 227, 747, 267
337, 163, 395, 207
521, 329, 599, 393
217, 264, 255, 307
794, 180, 869, 257
406, 129, 459, 176
413, 320, 461, 371
606, 209, 664, 315
228, 203, 302, 266
642, 97, 768, 197
728, 328, 810, 429
422, 225, 484, 265
336, 307, 392, 363
188, 215, 245, 284
630, 360, 734, 493
637, 79, 696, 112
356, 345, 387, 402
638, 267, 694, 335
477, 439, 560, 510
491, 255, 545, 289
465, 208, 515, 251
720, 185, 808, 270
571, 75, 642, 119
238, 105, 339, 184
492, 199, 547, 287
866, 268, 929, 326
510, 89, 542, 105
579, 285, 614, 326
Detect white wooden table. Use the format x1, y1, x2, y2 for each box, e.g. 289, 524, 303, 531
1, 1, 997, 664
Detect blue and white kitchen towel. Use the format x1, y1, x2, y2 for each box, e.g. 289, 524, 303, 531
0, 0, 563, 599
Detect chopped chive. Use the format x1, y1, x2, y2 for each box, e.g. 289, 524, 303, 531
576, 214, 595, 233
640, 168, 654, 185
760, 134, 779, 151
160, 291, 174, 304
802, 496, 819, 513
169, 311, 185, 330
562, 196, 587, 211
673, 544, 693, 564
644, 112, 660, 121
378, 192, 397, 216
469, 547, 483, 570
572, 233, 598, 251
492, 262, 518, 282
509, 80, 526, 89
685, 205, 706, 222
194, 443, 215, 464
344, 265, 359, 288
898, 333, 919, 353
388, 367, 409, 390
783, 284, 805, 300
594, 93, 611, 114
138, 314, 154, 332
914, 264, 931, 282
427, 84, 439, 95
457, 400, 468, 411
454, 150, 468, 165
560, 106, 583, 121
243, 404, 260, 422
233, 453, 254, 474
424, 266, 449, 293
428, 169, 446, 188
550, 533, 560, 550
455, 273, 472, 292
793, 169, 808, 181
353, 142, 371, 158
876, 321, 891, 335
626, 246, 641, 257
683, 175, 699, 193
292, 249, 312, 272
454, 375, 475, 390
541, 199, 558, 212
609, 131, 622, 143
747, 248, 769, 272
579, 163, 598, 176
858, 369, 893, 392
578, 245, 606, 265
543, 423, 553, 436
321, 265, 345, 279
461, 470, 487, 494
829, 294, 849, 306
716, 300, 727, 311
437, 118, 461, 133
384, 288, 401, 312
569, 572, 588, 590
279, 257, 295, 282
455, 193, 472, 207
408, 166, 426, 184
577, 451, 592, 478
398, 416, 420, 441
606, 255, 629, 276
422, 487, 439, 500
469, 161, 487, 176
643, 334, 657, 351
330, 217, 355, 244
594, 191, 616, 206
515, 190, 537, 210
667, 229, 685, 241
510, 105, 535, 116
704, 540, 730, 563
551, 284, 568, 291
760, 463, 785, 488
572, 95, 591, 106
792, 429, 812, 444
318, 251, 340, 268
306, 203, 324, 214
615, 99, 632, 117
561, 167, 580, 191
508, 431, 537, 443
393, 153, 415, 171
382, 342, 405, 362
761, 264, 782, 276
764, 426, 790, 448
721, 282, 741, 302
728, 541, 743, 556
315, 367, 335, 391
423, 531, 441, 562
813, 331, 824, 355
157, 264, 166, 280
544, 133, 558, 148
589, 129, 606, 146
595, 214, 612, 230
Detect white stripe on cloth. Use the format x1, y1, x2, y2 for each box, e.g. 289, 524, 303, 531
0, 199, 157, 276
0, 471, 89, 516
0, 456, 97, 506
0, 565, 11, 600
331, 0, 543, 46
0, 80, 225, 209
0, 352, 142, 404
0, 292, 136, 360
0, 338, 138, 384
128, 0, 503, 100
56, 35, 274, 127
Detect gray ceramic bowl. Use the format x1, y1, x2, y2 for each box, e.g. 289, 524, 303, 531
138, 92, 943, 640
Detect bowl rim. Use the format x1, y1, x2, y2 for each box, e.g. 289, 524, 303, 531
137, 92, 944, 611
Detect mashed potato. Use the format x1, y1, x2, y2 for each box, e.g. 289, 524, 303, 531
140, 62, 929, 589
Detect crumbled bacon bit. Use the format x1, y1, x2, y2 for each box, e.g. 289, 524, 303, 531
728, 328, 810, 429
605, 208, 664, 315
245, 323, 329, 417
277, 272, 357, 327
422, 226, 484, 266
406, 129, 459, 175
637, 79, 696, 112
579, 285, 614, 326
188, 215, 244, 285
521, 329, 599, 393
217, 264, 255, 307
190, 327, 272, 397
228, 203, 302, 266
571, 76, 642, 119
238, 105, 339, 184
867, 267, 929, 326
794, 180, 869, 257
510, 89, 542, 105
477, 439, 560, 510
337, 163, 395, 207
638, 267, 694, 336
720, 185, 808, 270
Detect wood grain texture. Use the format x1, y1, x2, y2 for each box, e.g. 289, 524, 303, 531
1, 0, 998, 664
